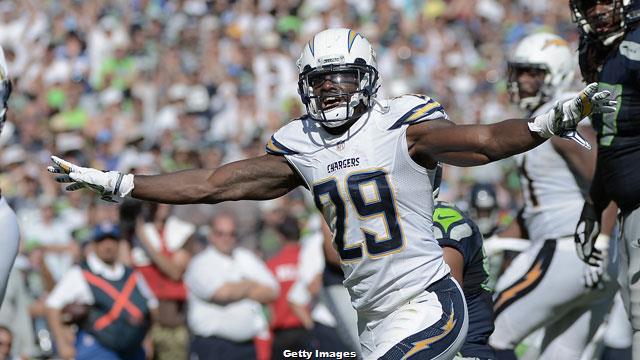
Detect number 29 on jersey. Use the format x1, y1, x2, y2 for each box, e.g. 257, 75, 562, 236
312, 169, 405, 262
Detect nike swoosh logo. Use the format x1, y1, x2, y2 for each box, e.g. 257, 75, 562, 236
436, 215, 456, 221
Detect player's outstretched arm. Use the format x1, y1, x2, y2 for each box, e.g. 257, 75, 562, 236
407, 117, 544, 167
48, 154, 303, 204
407, 83, 615, 167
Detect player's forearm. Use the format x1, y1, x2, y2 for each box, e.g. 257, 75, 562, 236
589, 169, 610, 214
132, 169, 220, 204
415, 118, 546, 166
481, 118, 546, 162
601, 201, 617, 236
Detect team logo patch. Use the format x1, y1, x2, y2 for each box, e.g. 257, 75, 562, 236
347, 30, 363, 53
308, 36, 315, 57
541, 38, 568, 50
493, 240, 556, 317
401, 305, 457, 360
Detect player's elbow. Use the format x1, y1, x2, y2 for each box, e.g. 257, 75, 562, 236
193, 171, 227, 204
178, 182, 220, 204
479, 127, 509, 163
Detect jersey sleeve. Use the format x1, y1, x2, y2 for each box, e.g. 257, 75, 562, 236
433, 202, 481, 268
265, 134, 300, 156
264, 118, 308, 156
263, 117, 316, 190
387, 94, 448, 130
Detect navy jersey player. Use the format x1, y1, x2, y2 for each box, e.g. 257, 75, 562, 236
489, 32, 618, 360
571, 1, 640, 358
48, 28, 614, 359
433, 201, 495, 360
0, 46, 19, 305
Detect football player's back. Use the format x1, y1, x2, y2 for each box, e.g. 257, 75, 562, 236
434, 201, 495, 360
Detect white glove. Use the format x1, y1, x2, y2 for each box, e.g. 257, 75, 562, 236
47, 156, 134, 202
582, 234, 610, 289
575, 201, 603, 265
529, 82, 617, 149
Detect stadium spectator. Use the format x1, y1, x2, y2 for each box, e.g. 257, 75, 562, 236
45, 222, 157, 360
288, 219, 354, 355
184, 212, 279, 360
266, 216, 312, 358
24, 197, 78, 283
132, 203, 195, 360
0, 269, 36, 359
0, 325, 17, 360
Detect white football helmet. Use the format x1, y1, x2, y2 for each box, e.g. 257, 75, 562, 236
297, 28, 379, 128
507, 33, 575, 111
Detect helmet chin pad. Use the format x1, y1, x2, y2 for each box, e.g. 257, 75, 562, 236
321, 106, 351, 128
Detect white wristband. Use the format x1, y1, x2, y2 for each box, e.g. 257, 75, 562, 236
595, 233, 610, 251
528, 110, 555, 138
117, 173, 135, 198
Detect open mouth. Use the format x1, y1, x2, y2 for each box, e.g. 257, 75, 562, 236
322, 95, 346, 111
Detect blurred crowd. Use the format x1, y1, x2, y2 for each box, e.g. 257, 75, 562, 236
0, 0, 584, 359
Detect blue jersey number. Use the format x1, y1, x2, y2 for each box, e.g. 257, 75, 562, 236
313, 169, 404, 262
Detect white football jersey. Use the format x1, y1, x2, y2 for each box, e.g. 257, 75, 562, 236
267, 95, 450, 316
515, 92, 587, 241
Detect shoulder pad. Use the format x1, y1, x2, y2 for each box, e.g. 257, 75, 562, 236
266, 135, 299, 156
387, 94, 448, 130
619, 39, 640, 62
433, 201, 476, 242
433, 202, 465, 233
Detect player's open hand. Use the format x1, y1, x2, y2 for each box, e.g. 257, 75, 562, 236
556, 83, 617, 148
555, 82, 616, 135
47, 156, 134, 202
530, 83, 616, 149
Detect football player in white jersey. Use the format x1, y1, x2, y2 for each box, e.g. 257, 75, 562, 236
0, 45, 20, 305
489, 32, 618, 360
47, 29, 615, 359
